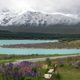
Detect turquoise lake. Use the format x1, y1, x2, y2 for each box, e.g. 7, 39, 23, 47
0, 40, 58, 45
0, 40, 80, 55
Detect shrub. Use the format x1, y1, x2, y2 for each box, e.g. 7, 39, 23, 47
46, 58, 51, 66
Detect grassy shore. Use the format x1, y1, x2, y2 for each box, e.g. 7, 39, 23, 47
0, 54, 62, 63
0, 54, 79, 63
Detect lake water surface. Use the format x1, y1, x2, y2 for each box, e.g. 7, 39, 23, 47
0, 40, 80, 55
0, 40, 58, 45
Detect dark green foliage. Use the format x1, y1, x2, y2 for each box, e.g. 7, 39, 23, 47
0, 30, 80, 39
46, 58, 51, 66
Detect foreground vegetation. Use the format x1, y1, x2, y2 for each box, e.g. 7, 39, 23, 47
56, 56, 80, 80
59, 66, 80, 80
0, 54, 80, 80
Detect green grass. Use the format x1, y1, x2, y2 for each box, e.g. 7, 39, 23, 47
59, 67, 80, 80
0, 60, 15, 64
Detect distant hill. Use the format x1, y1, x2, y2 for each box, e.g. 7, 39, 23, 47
0, 29, 80, 39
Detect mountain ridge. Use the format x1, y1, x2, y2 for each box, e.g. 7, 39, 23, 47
0, 9, 80, 35
0, 9, 80, 26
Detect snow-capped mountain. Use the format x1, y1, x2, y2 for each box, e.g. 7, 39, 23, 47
0, 9, 18, 25
0, 9, 80, 26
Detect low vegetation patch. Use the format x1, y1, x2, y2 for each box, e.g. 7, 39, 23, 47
0, 55, 80, 80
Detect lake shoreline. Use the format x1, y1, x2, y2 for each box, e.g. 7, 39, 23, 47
0, 39, 80, 55
1, 40, 80, 49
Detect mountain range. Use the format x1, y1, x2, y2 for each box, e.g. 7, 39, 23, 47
0, 9, 80, 35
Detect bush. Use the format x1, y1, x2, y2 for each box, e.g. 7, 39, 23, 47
52, 72, 61, 80
46, 58, 51, 66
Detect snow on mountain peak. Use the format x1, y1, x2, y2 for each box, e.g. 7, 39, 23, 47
0, 9, 80, 26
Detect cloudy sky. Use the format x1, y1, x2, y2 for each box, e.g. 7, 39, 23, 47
0, 0, 80, 14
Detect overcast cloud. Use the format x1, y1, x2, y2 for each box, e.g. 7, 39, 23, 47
0, 0, 80, 15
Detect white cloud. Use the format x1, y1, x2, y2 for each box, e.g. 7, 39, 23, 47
0, 0, 80, 14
